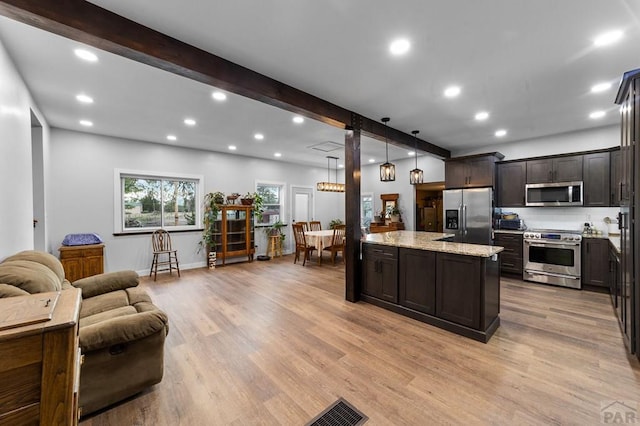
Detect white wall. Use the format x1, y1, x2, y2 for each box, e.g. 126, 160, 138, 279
48, 128, 344, 272
0, 39, 49, 259
362, 155, 445, 230
453, 125, 618, 160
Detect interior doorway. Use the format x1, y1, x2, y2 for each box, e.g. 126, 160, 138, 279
31, 110, 45, 250
291, 186, 313, 224
415, 181, 445, 232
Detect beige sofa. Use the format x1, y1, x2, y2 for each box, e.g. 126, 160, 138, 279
0, 250, 169, 416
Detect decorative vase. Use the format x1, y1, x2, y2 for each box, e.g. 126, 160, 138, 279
390, 214, 400, 223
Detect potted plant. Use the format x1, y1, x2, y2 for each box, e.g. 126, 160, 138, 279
329, 218, 344, 229
241, 191, 264, 222
264, 220, 286, 243
389, 206, 402, 223
198, 192, 222, 254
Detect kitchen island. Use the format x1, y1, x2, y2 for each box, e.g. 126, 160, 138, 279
361, 231, 503, 343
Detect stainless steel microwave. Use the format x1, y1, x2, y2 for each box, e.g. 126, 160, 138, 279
525, 181, 583, 206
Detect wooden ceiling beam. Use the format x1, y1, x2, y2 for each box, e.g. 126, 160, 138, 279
0, 0, 450, 159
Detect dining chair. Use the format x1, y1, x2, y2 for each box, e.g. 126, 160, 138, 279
297, 221, 309, 232
309, 221, 322, 231
150, 229, 181, 280
292, 223, 316, 266
323, 224, 346, 265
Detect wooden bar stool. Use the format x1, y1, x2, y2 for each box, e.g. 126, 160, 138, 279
268, 235, 282, 258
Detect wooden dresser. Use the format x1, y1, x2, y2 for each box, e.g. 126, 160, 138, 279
0, 288, 82, 425
59, 244, 104, 282
369, 222, 405, 234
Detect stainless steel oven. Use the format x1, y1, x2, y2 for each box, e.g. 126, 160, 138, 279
523, 230, 582, 289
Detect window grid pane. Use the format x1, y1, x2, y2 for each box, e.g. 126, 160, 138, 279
122, 175, 198, 231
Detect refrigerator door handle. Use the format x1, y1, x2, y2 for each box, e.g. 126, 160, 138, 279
462, 204, 467, 235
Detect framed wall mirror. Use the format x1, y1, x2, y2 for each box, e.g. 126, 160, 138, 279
380, 193, 399, 217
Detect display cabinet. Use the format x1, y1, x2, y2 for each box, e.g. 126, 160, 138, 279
210, 205, 255, 265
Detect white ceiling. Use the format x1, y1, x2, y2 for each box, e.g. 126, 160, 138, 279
1, 1, 638, 167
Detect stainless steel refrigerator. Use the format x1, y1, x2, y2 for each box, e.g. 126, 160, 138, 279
443, 187, 493, 245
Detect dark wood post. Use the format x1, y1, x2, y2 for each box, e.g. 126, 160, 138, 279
345, 122, 361, 302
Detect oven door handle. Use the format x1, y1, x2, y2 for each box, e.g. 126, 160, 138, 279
525, 241, 580, 247
525, 270, 581, 280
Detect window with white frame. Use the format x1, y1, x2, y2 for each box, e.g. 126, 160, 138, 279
115, 170, 202, 232
361, 192, 374, 228
256, 182, 285, 225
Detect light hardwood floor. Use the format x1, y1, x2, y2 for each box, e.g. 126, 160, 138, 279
80, 255, 640, 425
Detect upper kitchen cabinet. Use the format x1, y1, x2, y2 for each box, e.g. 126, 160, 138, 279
526, 155, 583, 183
497, 161, 526, 207
583, 151, 610, 207
610, 148, 621, 206
445, 152, 504, 189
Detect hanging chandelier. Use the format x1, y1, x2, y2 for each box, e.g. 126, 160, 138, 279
380, 117, 396, 181
410, 130, 424, 185
316, 156, 345, 192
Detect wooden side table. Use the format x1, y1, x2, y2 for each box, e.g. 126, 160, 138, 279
0, 289, 82, 425
268, 235, 283, 258
59, 244, 104, 282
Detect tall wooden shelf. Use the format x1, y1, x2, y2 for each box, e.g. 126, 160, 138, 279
210, 205, 255, 265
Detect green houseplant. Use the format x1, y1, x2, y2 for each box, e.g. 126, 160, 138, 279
242, 191, 264, 222
264, 220, 286, 243
199, 192, 222, 253
329, 218, 344, 229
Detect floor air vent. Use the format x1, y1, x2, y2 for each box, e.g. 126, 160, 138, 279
306, 398, 368, 426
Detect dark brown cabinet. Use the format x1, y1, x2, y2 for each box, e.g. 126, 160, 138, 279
583, 152, 610, 207
436, 253, 482, 329
494, 232, 523, 275
582, 238, 610, 288
526, 155, 583, 183
497, 161, 526, 207
610, 148, 621, 206
445, 153, 503, 189
362, 244, 398, 303
399, 248, 436, 314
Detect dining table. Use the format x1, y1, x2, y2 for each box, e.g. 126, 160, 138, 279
304, 229, 335, 264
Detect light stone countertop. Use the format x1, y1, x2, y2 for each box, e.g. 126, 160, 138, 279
362, 230, 504, 258
494, 229, 525, 235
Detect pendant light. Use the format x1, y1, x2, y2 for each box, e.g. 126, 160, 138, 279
409, 130, 424, 185
379, 117, 396, 181
316, 156, 345, 192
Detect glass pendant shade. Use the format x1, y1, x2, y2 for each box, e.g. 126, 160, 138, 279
409, 129, 423, 185
380, 117, 395, 182
380, 162, 396, 181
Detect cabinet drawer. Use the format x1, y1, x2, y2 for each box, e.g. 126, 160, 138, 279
0, 335, 42, 371
363, 244, 398, 259
82, 248, 103, 257
500, 253, 523, 273
0, 363, 41, 414
495, 233, 522, 243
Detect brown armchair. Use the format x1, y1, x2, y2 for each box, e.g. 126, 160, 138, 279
0, 250, 168, 416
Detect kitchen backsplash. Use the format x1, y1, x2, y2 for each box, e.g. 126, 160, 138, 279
506, 207, 620, 234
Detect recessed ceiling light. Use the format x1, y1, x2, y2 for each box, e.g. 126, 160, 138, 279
338, 164, 344, 168
76, 94, 93, 104
475, 111, 489, 121
212, 91, 227, 101
274, 152, 282, 157
166, 135, 177, 141
589, 110, 606, 119
495, 129, 507, 137
184, 118, 196, 126
292, 116, 304, 124
368, 158, 375, 163
254, 133, 264, 140
228, 145, 237, 150
591, 82, 612, 93
79, 120, 93, 127
444, 86, 461, 98
389, 38, 411, 55
74, 48, 98, 62
408, 151, 415, 156
593, 30, 623, 47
